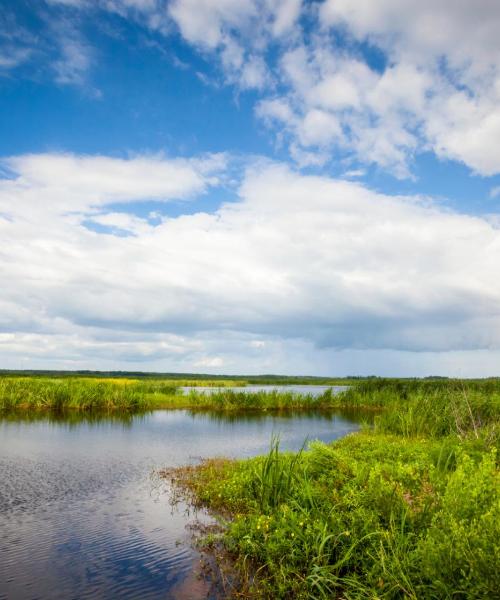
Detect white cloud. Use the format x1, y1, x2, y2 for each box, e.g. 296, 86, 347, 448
315, 0, 500, 175
12, 0, 500, 175
220, 1, 496, 177
240, 55, 270, 90
194, 356, 225, 368
169, 0, 256, 49
297, 109, 341, 147
1, 152, 226, 215
166, 0, 300, 90
0, 47, 32, 70
53, 37, 92, 86
1, 153, 500, 373
320, 0, 500, 73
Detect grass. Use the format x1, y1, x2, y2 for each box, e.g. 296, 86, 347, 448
0, 376, 349, 412
0, 369, 359, 386
168, 379, 500, 599
0, 377, 180, 411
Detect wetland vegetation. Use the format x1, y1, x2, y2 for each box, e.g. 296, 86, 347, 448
2, 374, 499, 598
0, 375, 350, 412
169, 378, 500, 599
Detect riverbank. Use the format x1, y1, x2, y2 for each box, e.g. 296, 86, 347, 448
0, 376, 352, 411
4, 375, 500, 414
168, 380, 500, 599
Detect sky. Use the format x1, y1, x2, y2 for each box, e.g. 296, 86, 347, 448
1, 0, 500, 377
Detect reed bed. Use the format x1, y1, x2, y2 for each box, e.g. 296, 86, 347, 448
0, 378, 344, 412
0, 377, 180, 411
168, 379, 500, 599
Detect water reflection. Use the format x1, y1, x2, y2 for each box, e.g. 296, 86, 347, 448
0, 408, 365, 600
188, 407, 372, 425
0, 407, 144, 426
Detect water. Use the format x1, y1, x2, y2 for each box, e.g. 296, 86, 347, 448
0, 407, 362, 600
181, 384, 348, 396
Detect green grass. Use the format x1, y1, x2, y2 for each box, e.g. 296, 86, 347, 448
170, 380, 500, 599
0, 377, 181, 411
0, 376, 347, 412
0, 369, 358, 385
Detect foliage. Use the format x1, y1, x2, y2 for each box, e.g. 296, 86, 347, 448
0, 377, 347, 412
171, 380, 500, 599
0, 377, 180, 411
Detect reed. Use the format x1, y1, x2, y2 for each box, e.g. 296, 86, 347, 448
0, 377, 179, 411
0, 378, 346, 412
169, 379, 500, 599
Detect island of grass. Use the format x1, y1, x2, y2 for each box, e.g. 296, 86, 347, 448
167, 379, 500, 599
0, 373, 354, 411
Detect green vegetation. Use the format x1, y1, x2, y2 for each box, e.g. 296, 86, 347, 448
0, 377, 180, 411
0, 369, 356, 385
170, 379, 500, 599
0, 376, 348, 412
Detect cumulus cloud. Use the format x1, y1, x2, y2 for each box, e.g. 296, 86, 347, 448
0, 152, 226, 215
8, 0, 500, 176
167, 0, 302, 89
256, 0, 500, 176
11, 0, 496, 177
1, 153, 500, 373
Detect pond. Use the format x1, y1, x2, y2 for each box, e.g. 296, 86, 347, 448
0, 407, 363, 600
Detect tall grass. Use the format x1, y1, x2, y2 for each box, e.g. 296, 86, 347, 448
170, 379, 500, 599
340, 378, 500, 446
0, 378, 347, 412
249, 436, 305, 511
0, 377, 179, 411
183, 389, 338, 410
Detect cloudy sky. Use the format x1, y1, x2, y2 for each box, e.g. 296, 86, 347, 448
1, 0, 500, 376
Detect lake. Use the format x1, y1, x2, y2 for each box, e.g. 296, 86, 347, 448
0, 404, 362, 600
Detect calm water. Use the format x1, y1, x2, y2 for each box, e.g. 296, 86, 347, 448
0, 407, 362, 600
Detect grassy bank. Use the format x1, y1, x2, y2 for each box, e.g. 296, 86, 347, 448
0, 369, 358, 386
0, 376, 348, 412
3, 375, 500, 417
0, 377, 181, 411
169, 380, 500, 599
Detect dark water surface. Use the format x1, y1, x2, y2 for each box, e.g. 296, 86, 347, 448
0, 407, 362, 600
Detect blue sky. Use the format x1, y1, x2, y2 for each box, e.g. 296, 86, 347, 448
1, 0, 500, 375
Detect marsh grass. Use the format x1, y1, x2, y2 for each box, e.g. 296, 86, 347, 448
0, 377, 180, 411
0, 378, 347, 412
169, 379, 500, 599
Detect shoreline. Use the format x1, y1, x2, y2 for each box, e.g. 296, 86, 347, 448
165, 380, 500, 599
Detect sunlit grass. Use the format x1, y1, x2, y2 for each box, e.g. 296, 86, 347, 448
0, 377, 345, 411
169, 379, 500, 599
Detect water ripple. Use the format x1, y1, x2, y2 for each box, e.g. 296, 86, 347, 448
0, 408, 361, 599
